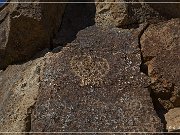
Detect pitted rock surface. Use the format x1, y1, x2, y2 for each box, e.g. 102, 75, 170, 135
31, 26, 163, 132
141, 18, 180, 109
0, 0, 67, 69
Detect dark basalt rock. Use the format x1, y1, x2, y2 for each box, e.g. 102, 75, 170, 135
31, 26, 163, 132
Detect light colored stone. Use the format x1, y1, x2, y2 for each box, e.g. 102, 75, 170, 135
0, 56, 45, 132
95, 0, 160, 28
165, 108, 180, 131
95, 0, 128, 27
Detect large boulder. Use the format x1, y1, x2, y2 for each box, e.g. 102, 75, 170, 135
31, 26, 163, 132
140, 19, 180, 110
0, 0, 67, 69
0, 55, 46, 132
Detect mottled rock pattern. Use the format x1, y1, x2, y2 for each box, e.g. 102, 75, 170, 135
0, 56, 45, 132
140, 19, 180, 109
95, 0, 161, 28
0, 0, 66, 69
53, 0, 162, 47
165, 108, 180, 132
95, 0, 128, 27
31, 26, 162, 132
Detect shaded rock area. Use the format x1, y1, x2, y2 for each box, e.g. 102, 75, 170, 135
31, 26, 163, 132
0, 0, 67, 69
145, 0, 180, 18
53, 0, 163, 47
53, 0, 96, 47
140, 19, 180, 110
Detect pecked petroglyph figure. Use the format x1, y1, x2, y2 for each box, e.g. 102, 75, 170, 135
70, 54, 110, 86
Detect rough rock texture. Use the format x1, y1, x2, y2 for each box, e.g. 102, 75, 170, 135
0, 1, 179, 133
31, 26, 163, 132
0, 55, 45, 132
0, 0, 66, 69
95, 0, 128, 27
53, 0, 163, 47
95, 0, 161, 28
140, 19, 180, 110
165, 108, 180, 132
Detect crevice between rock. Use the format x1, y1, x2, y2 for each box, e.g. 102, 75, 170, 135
24, 105, 34, 135
50, 4, 68, 50
138, 23, 167, 132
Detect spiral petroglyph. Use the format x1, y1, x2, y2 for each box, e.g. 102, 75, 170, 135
70, 54, 110, 86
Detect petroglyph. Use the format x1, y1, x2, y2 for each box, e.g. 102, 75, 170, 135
70, 54, 110, 86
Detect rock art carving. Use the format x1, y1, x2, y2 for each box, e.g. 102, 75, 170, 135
70, 54, 110, 86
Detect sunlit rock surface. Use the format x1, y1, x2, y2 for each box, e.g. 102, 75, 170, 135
31, 26, 163, 132
141, 19, 180, 110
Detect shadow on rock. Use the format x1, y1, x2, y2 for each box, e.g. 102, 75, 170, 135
53, 0, 96, 50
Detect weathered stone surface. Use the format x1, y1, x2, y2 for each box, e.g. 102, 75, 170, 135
95, 0, 128, 27
0, 0, 66, 69
31, 26, 163, 132
1, 1, 179, 133
95, 0, 161, 28
140, 19, 180, 110
165, 108, 180, 132
53, 0, 162, 47
0, 55, 46, 132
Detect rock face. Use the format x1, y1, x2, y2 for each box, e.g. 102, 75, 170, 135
95, 0, 128, 27
0, 0, 66, 69
53, 0, 162, 47
165, 108, 180, 132
0, 0, 179, 133
0, 56, 45, 132
31, 26, 162, 132
95, 0, 161, 28
140, 19, 180, 110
